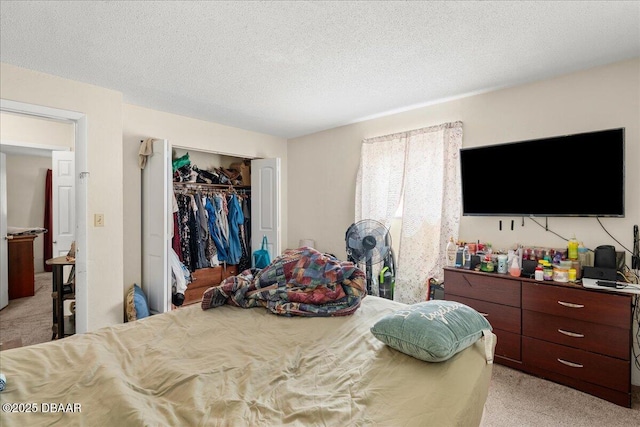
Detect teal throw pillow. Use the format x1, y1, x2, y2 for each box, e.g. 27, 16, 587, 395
371, 300, 492, 362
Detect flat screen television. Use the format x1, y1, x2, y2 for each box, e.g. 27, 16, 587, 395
460, 128, 625, 217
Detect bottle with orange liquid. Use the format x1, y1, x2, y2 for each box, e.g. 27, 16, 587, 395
508, 256, 521, 277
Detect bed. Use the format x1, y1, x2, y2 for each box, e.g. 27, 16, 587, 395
0, 250, 495, 426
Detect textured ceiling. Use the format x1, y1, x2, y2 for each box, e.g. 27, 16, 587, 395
1, 1, 639, 139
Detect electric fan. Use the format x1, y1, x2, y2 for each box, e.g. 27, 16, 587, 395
345, 219, 391, 295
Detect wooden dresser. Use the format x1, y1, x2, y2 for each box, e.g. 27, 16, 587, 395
444, 267, 633, 407
182, 264, 238, 306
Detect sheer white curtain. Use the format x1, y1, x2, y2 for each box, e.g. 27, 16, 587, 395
355, 122, 463, 303
355, 132, 407, 230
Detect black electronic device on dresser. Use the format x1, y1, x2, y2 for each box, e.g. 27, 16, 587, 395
581, 245, 619, 283
443, 267, 633, 408
594, 245, 617, 269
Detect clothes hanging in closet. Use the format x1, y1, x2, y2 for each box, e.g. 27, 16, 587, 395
174, 187, 251, 273
237, 197, 251, 272
226, 194, 244, 265
175, 194, 192, 271
189, 195, 207, 270
205, 197, 227, 264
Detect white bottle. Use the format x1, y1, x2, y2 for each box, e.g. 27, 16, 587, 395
446, 237, 457, 267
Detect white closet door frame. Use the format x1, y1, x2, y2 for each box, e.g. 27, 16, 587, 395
0, 153, 8, 310
141, 139, 172, 314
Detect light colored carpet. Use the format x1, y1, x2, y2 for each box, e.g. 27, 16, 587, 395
0, 272, 52, 347
484, 363, 640, 426
1, 277, 638, 425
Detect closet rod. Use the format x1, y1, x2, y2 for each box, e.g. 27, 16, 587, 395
173, 182, 251, 193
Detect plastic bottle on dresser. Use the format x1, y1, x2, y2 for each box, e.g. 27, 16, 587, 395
462, 245, 471, 269
540, 260, 553, 280
507, 249, 515, 266
568, 236, 579, 260
577, 242, 590, 267
534, 263, 544, 281
446, 237, 457, 267
571, 260, 581, 279
497, 254, 508, 274
508, 256, 521, 277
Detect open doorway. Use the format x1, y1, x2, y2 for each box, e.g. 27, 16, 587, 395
0, 100, 88, 346
0, 112, 74, 346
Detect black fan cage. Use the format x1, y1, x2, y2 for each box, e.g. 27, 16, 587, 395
345, 219, 391, 265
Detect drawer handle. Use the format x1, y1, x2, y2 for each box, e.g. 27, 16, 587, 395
557, 329, 584, 338
557, 300, 584, 309
557, 358, 583, 368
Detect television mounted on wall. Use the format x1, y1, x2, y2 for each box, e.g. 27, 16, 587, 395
460, 128, 625, 217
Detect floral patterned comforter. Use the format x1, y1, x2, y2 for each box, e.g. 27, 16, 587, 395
201, 247, 366, 316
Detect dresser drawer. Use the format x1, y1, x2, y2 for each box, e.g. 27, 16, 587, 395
523, 310, 629, 359
223, 264, 238, 278
522, 282, 631, 329
447, 295, 521, 334
183, 264, 238, 305
444, 270, 521, 307
183, 285, 207, 306
495, 329, 521, 361
190, 264, 239, 286
522, 336, 630, 393
191, 266, 224, 286
447, 295, 522, 361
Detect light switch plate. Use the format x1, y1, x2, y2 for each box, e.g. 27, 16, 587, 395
94, 213, 104, 227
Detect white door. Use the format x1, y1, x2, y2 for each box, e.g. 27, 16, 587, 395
0, 153, 8, 310
52, 151, 75, 258
251, 158, 281, 264
142, 139, 172, 314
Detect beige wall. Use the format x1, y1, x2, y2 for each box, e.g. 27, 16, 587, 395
4, 154, 50, 272
1, 62, 124, 332
288, 58, 640, 262
122, 104, 288, 295
287, 57, 640, 385
1, 112, 74, 148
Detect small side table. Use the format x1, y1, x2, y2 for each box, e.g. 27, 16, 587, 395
45, 256, 75, 340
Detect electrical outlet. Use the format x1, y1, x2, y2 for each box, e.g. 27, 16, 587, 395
94, 213, 104, 227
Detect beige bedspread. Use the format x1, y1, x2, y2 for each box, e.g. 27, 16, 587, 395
0, 296, 494, 426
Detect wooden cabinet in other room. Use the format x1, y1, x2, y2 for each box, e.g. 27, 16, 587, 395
8, 235, 37, 299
